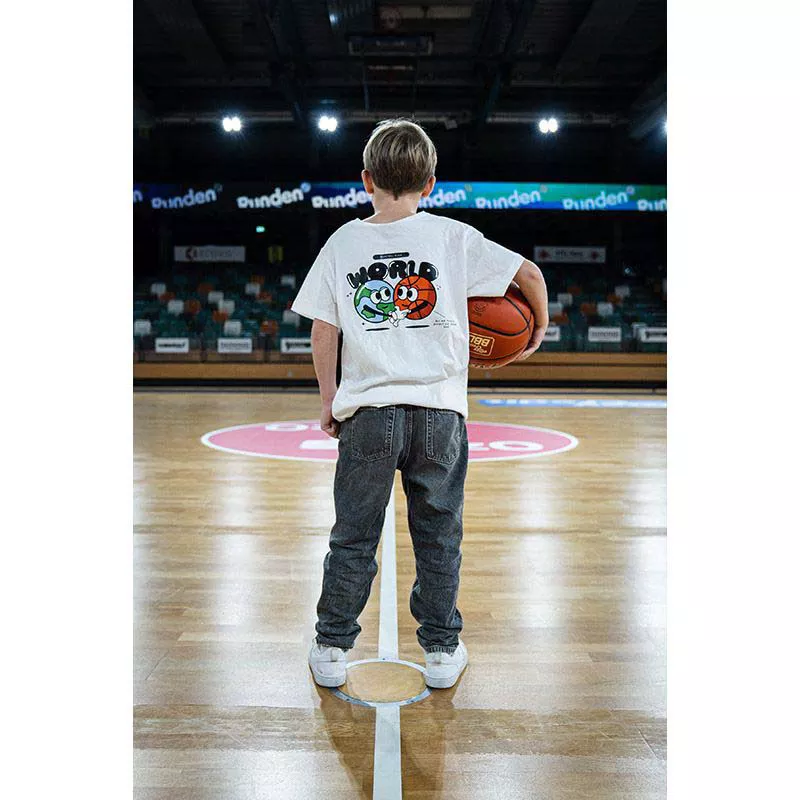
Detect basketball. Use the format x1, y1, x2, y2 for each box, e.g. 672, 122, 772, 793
394, 274, 437, 320
468, 286, 534, 368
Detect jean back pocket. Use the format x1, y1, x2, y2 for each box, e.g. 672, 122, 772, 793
425, 408, 463, 465
346, 406, 396, 462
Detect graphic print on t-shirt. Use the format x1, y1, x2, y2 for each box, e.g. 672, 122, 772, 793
347, 251, 445, 329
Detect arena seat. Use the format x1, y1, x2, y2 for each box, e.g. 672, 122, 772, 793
282, 309, 301, 327
185, 298, 201, 315
279, 323, 299, 338
261, 319, 279, 336
596, 302, 615, 318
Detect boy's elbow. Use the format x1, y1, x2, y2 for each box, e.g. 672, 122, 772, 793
514, 259, 545, 287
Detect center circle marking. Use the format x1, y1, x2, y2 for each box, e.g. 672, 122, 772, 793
201, 419, 578, 462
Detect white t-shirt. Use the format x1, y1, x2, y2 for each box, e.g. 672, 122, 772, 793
291, 211, 524, 422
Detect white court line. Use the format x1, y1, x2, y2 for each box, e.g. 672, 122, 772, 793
378, 488, 398, 659
373, 487, 403, 800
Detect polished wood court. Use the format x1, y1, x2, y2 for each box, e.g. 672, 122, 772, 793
134, 389, 666, 799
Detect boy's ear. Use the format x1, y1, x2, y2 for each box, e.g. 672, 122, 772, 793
361, 170, 374, 194
420, 175, 436, 198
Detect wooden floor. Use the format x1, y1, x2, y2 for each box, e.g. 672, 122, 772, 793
134, 389, 666, 799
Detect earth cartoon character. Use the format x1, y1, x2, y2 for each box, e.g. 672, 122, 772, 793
354, 279, 395, 323
393, 275, 437, 320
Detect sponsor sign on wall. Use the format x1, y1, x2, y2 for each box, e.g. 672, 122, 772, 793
174, 245, 246, 263
638, 327, 667, 343
217, 338, 253, 354
543, 326, 562, 342
155, 337, 190, 353
280, 337, 313, 354
534, 246, 607, 264
587, 327, 622, 343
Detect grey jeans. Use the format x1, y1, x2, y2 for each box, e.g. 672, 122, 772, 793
314, 404, 468, 655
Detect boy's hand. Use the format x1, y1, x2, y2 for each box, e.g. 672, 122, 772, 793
320, 401, 340, 439
515, 323, 548, 361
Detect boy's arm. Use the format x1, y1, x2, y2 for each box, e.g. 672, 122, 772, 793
511, 259, 549, 360
311, 318, 341, 438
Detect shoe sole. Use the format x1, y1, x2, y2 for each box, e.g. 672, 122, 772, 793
424, 663, 467, 689
309, 665, 347, 688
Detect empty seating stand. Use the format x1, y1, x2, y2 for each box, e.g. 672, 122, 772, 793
134, 265, 666, 359
134, 264, 316, 362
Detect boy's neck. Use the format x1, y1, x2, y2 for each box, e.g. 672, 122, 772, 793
366, 189, 422, 223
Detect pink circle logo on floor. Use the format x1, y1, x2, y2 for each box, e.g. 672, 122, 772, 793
201, 420, 577, 462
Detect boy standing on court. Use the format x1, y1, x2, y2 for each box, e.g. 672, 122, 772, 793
292, 119, 549, 689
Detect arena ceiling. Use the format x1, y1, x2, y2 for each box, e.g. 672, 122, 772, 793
134, 0, 666, 182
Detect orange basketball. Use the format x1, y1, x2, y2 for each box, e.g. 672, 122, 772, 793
394, 274, 437, 320
468, 286, 534, 368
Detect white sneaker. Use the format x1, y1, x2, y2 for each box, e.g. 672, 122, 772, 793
423, 640, 468, 688
308, 642, 348, 687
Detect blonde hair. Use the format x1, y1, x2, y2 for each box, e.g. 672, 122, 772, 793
363, 119, 437, 199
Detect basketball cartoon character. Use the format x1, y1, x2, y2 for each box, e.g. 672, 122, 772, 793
394, 275, 437, 320
354, 279, 395, 323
